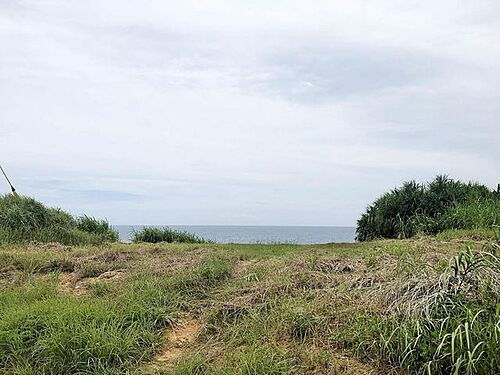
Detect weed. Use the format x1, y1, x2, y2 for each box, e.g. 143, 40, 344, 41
287, 307, 319, 340
0, 254, 234, 374
354, 247, 500, 374
87, 282, 115, 297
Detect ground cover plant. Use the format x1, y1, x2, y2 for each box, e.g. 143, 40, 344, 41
356, 175, 500, 241
132, 226, 212, 244
0, 194, 118, 245
344, 244, 500, 375
0, 232, 497, 374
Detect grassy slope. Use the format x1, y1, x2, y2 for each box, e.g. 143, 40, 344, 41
0, 237, 497, 375
0, 195, 118, 246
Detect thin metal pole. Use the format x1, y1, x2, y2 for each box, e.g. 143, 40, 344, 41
0, 163, 16, 194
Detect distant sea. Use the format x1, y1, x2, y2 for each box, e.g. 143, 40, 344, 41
113, 225, 356, 244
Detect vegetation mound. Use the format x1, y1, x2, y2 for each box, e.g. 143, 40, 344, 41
356, 175, 499, 241
132, 226, 212, 244
0, 194, 118, 245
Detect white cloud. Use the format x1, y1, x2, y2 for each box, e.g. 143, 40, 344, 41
1, 0, 499, 225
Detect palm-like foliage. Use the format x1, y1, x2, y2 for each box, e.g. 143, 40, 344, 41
356, 175, 499, 241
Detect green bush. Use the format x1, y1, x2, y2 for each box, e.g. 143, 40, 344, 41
76, 215, 118, 242
132, 226, 212, 244
438, 198, 500, 231
47, 208, 77, 228
356, 175, 499, 241
0, 194, 118, 245
0, 194, 53, 232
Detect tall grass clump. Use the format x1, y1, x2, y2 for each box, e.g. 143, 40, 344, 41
356, 175, 499, 241
438, 198, 500, 231
132, 226, 212, 244
0, 194, 118, 245
356, 245, 500, 374
76, 215, 118, 242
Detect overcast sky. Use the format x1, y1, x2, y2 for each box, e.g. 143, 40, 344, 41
1, 1, 499, 225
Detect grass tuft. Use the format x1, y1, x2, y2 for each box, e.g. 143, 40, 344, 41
132, 227, 212, 244
0, 194, 118, 245
76, 215, 118, 242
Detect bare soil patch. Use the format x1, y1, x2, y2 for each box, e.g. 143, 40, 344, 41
154, 319, 201, 366
59, 269, 125, 295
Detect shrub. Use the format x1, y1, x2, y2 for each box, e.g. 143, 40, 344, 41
356, 175, 499, 241
0, 194, 52, 232
47, 208, 77, 228
437, 198, 500, 231
0, 194, 118, 245
132, 226, 212, 244
76, 215, 118, 242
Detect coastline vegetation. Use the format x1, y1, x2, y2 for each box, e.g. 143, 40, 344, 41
0, 236, 497, 374
132, 226, 212, 244
0, 176, 498, 374
356, 175, 499, 241
335, 244, 499, 375
0, 194, 118, 245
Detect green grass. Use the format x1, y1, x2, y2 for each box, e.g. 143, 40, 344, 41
332, 247, 500, 375
435, 228, 498, 241
0, 254, 233, 375
132, 227, 212, 244
438, 198, 500, 231
0, 251, 75, 274
0, 195, 118, 245
0, 292, 159, 374
0, 236, 496, 374
168, 344, 295, 375
76, 215, 119, 242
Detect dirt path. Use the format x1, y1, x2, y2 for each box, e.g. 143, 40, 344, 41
154, 319, 201, 366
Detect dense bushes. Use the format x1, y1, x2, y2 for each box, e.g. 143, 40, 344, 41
0, 194, 118, 245
356, 176, 499, 241
132, 226, 212, 244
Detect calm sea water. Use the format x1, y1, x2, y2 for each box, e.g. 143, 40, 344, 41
114, 225, 356, 244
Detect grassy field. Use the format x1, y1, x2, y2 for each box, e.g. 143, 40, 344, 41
0, 234, 498, 374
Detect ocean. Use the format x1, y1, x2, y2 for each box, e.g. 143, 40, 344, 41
113, 225, 356, 244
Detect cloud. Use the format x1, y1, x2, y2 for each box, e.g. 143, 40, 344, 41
0, 0, 499, 225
